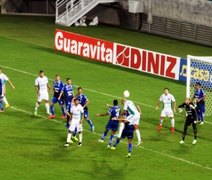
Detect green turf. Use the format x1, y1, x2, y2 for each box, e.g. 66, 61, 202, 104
0, 15, 211, 180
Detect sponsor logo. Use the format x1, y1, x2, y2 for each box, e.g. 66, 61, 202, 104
55, 29, 114, 63
114, 44, 180, 79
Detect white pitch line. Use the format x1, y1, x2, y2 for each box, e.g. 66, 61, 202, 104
1, 64, 212, 125
9, 106, 212, 171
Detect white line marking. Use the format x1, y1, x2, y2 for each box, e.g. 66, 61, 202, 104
1, 64, 212, 125
10, 106, 212, 171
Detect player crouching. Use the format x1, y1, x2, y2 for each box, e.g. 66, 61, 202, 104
64, 98, 84, 147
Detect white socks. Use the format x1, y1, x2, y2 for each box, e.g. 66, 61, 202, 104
118, 122, 125, 138
171, 118, 175, 128
67, 133, 72, 143
45, 103, 50, 114
135, 129, 141, 142
160, 119, 163, 125
2, 96, 9, 105
35, 102, 40, 111
79, 133, 83, 143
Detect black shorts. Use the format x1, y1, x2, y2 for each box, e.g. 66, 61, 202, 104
185, 117, 197, 127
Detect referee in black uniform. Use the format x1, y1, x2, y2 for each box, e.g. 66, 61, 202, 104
178, 98, 198, 145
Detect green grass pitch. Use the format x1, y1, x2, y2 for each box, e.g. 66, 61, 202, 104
0, 15, 211, 180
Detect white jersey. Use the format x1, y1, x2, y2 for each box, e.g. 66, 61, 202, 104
124, 100, 140, 116
35, 76, 48, 93
71, 104, 84, 121
159, 93, 175, 110
0, 73, 9, 86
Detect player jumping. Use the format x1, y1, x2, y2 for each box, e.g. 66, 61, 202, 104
156, 88, 176, 133
96, 99, 121, 149
178, 98, 198, 144
48, 75, 66, 119
75, 87, 94, 132
64, 98, 84, 147
34, 70, 50, 116
118, 98, 142, 146
193, 82, 206, 125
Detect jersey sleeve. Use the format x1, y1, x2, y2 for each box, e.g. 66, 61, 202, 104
80, 106, 84, 113
171, 95, 176, 102
35, 78, 38, 86
159, 95, 163, 101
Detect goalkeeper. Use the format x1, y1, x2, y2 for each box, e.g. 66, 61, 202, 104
178, 98, 198, 145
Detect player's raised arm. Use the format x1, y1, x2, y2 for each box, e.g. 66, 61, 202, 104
96, 112, 109, 117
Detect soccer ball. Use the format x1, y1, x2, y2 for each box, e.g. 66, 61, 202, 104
123, 90, 130, 98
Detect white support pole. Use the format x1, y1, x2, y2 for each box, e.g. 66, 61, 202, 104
186, 55, 191, 98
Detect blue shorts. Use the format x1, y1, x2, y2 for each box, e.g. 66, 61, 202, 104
51, 96, 64, 105
106, 120, 119, 131
121, 124, 134, 139
84, 107, 89, 118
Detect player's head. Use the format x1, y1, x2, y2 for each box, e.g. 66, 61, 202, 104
55, 74, 60, 81
39, 70, 44, 77
164, 88, 169, 95
113, 99, 118, 106
194, 82, 201, 90
66, 78, 72, 85
121, 99, 126, 105
77, 87, 83, 94
185, 97, 191, 105
73, 98, 79, 105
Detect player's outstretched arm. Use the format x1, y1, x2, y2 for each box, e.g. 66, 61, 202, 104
96, 112, 109, 117
173, 101, 177, 113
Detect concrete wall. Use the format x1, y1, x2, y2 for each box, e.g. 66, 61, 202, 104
142, 0, 212, 27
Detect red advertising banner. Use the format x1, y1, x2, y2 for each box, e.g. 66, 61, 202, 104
55, 29, 180, 80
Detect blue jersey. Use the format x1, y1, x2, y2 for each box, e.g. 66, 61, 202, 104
194, 88, 205, 103
108, 105, 121, 120
53, 80, 64, 97
76, 94, 88, 108
0, 78, 2, 97
62, 84, 74, 100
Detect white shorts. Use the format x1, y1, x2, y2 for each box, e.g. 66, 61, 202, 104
127, 114, 140, 125
37, 92, 49, 102
160, 109, 174, 118
68, 120, 83, 132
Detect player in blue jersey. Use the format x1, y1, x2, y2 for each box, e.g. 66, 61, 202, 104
96, 99, 121, 148
48, 75, 66, 119
193, 82, 206, 125
58, 78, 74, 110
75, 87, 94, 132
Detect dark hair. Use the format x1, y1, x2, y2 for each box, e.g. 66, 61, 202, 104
55, 74, 59, 77
66, 78, 71, 81
164, 88, 169, 91
113, 99, 118, 106
195, 82, 201, 86
78, 87, 82, 90
39, 70, 44, 73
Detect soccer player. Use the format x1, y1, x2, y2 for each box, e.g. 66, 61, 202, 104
34, 70, 50, 116
193, 82, 206, 125
0, 67, 15, 108
58, 78, 74, 110
0, 79, 4, 112
178, 98, 198, 144
48, 75, 66, 119
75, 87, 94, 132
117, 99, 142, 146
96, 99, 121, 148
64, 98, 84, 147
156, 88, 176, 133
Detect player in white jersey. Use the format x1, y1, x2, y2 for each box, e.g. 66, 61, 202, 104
64, 98, 84, 147
34, 70, 51, 116
0, 67, 15, 108
116, 98, 142, 146
156, 88, 176, 133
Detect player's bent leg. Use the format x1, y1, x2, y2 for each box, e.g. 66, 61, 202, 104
34, 101, 41, 116
64, 130, 74, 147
126, 139, 133, 158
192, 123, 197, 144
78, 131, 83, 147
108, 130, 116, 148
157, 116, 164, 131
44, 100, 50, 115
99, 129, 109, 142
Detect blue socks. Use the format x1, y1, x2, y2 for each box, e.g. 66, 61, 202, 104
50, 106, 55, 115
109, 135, 114, 145
86, 119, 94, 129
114, 138, 120, 147
61, 106, 66, 116
101, 130, 109, 140
128, 143, 132, 153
